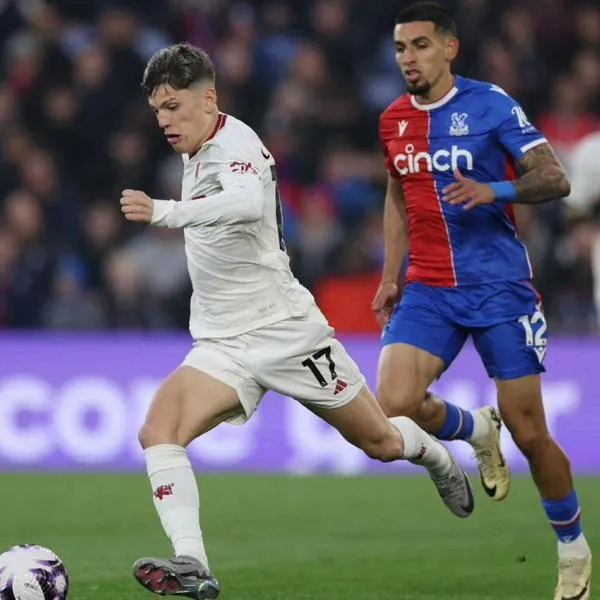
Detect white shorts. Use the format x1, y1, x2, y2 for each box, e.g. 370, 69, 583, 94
181, 305, 366, 424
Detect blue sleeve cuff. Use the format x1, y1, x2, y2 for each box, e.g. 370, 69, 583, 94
489, 181, 517, 203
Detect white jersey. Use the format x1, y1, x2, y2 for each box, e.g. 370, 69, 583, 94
150, 113, 314, 339
564, 131, 600, 213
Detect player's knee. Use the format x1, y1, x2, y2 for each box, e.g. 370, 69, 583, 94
360, 431, 403, 463
138, 421, 178, 449
377, 379, 423, 419
510, 425, 552, 458
138, 423, 157, 449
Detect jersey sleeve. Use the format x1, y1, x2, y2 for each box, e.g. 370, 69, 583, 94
152, 142, 264, 228
379, 113, 401, 179
487, 86, 547, 161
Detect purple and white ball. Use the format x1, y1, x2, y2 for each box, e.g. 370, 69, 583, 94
0, 545, 69, 600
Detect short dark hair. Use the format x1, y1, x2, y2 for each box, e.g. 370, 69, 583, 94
395, 2, 457, 36
141, 43, 216, 97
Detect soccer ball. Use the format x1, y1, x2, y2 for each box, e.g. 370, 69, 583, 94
0, 545, 69, 600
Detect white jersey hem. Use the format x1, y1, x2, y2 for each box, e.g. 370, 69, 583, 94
191, 307, 311, 341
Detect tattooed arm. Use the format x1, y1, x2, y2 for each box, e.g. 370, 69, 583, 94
513, 142, 571, 204
443, 142, 571, 210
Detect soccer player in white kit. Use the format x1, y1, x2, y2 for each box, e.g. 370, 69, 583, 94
120, 43, 474, 599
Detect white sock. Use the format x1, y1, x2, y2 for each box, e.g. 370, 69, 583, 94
468, 410, 491, 445
390, 416, 452, 476
558, 534, 592, 560
145, 444, 209, 568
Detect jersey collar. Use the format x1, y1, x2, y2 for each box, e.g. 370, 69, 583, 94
186, 113, 228, 161
410, 77, 461, 111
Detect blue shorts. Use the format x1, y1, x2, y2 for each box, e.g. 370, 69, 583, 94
382, 282, 547, 380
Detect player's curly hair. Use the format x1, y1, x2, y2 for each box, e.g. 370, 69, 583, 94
141, 43, 216, 97
396, 1, 457, 36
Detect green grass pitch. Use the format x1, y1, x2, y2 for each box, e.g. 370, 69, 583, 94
1, 474, 597, 599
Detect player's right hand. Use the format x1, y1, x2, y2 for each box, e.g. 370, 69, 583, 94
120, 189, 154, 224
372, 281, 399, 329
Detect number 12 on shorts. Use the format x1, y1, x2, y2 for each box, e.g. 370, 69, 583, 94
302, 347, 337, 388
518, 305, 548, 364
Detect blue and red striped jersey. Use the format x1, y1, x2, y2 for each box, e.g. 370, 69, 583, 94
379, 76, 547, 287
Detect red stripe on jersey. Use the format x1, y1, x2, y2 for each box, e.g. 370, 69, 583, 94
524, 279, 543, 304
401, 109, 456, 287
189, 114, 228, 159
206, 113, 227, 143
379, 96, 456, 286
379, 107, 403, 180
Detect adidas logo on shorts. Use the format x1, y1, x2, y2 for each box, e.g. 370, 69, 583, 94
333, 379, 348, 395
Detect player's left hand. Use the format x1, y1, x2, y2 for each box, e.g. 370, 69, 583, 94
442, 169, 496, 211
120, 189, 154, 223
372, 281, 399, 329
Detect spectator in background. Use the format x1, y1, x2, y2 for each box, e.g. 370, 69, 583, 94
0, 226, 19, 327
41, 254, 107, 329
0, 0, 597, 334
538, 74, 600, 171
2, 189, 54, 327
563, 131, 600, 329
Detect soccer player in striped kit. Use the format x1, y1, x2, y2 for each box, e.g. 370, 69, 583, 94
374, 3, 592, 599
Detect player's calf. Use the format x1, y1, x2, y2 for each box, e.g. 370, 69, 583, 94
497, 376, 592, 597
314, 389, 475, 518
137, 367, 243, 591
381, 386, 510, 501
511, 428, 592, 559
376, 345, 496, 447
407, 395, 510, 501
390, 416, 475, 518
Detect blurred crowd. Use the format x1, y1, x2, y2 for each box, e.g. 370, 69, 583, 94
0, 0, 599, 333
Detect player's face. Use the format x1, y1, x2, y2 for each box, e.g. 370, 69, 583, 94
149, 84, 218, 155
394, 22, 458, 98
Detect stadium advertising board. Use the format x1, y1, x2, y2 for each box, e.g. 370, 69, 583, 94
0, 335, 597, 474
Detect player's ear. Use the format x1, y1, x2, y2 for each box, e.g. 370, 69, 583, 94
444, 36, 459, 63
203, 87, 218, 113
